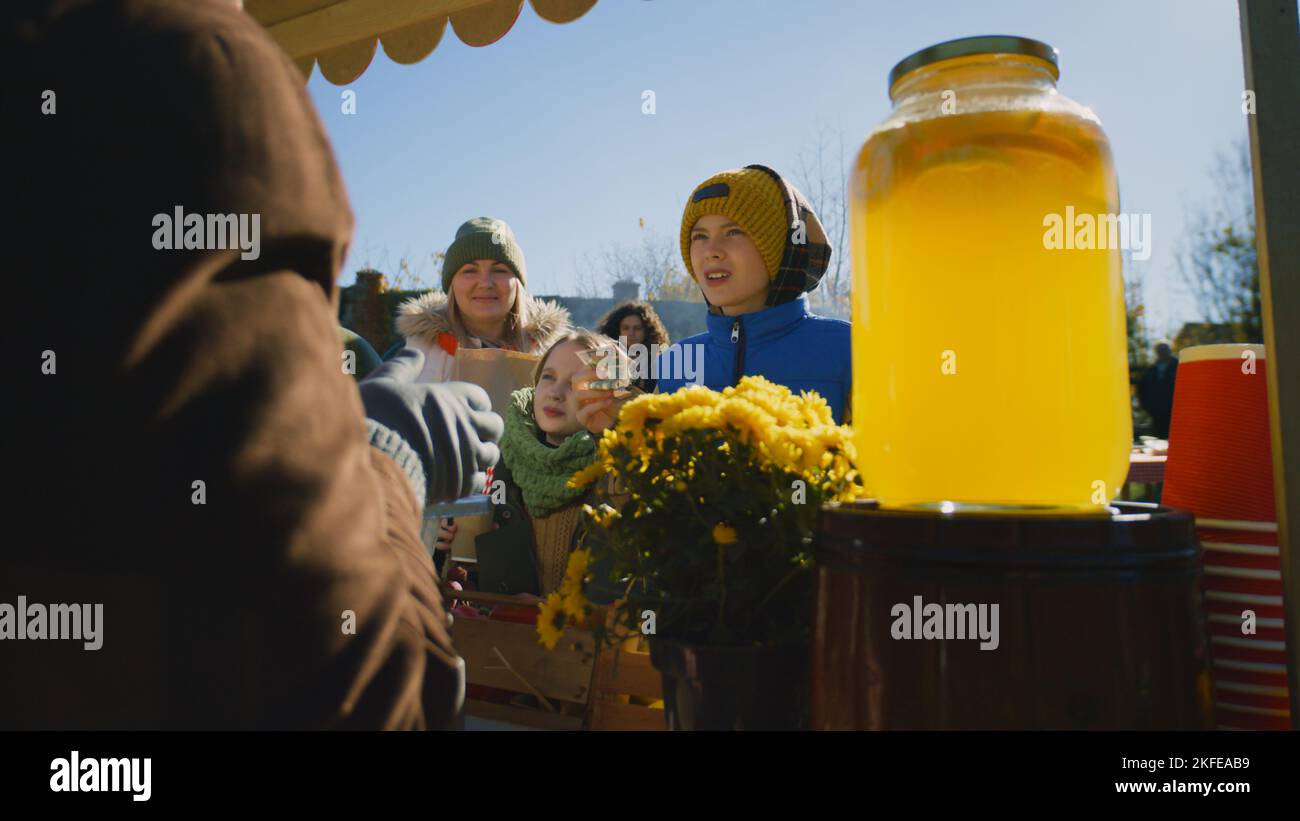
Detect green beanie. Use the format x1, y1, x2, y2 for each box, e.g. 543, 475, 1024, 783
440, 217, 527, 292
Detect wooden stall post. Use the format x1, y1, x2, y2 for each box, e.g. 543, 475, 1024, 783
1238, 0, 1300, 728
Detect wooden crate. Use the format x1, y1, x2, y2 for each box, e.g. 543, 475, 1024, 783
449, 590, 595, 729
448, 589, 664, 730
586, 636, 665, 731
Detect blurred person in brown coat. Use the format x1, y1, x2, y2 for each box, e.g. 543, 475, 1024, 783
0, 0, 501, 729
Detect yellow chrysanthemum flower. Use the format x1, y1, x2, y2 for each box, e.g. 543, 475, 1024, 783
660, 404, 721, 437
561, 587, 588, 620
736, 388, 800, 428
618, 401, 651, 434
560, 548, 590, 596
568, 461, 605, 488
567, 377, 868, 539
586, 503, 619, 529
538, 379, 873, 654
713, 398, 765, 443
536, 592, 568, 650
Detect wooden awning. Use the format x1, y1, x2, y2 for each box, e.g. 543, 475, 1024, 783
245, 0, 599, 85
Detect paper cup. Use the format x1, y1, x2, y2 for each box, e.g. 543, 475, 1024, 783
1163, 344, 1274, 520
1159, 344, 1289, 729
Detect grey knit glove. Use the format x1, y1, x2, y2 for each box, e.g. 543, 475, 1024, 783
359, 347, 503, 504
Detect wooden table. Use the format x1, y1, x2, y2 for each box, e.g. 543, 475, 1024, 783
1126, 453, 1167, 484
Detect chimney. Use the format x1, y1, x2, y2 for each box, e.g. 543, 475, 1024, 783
351, 269, 390, 352
612, 279, 639, 303
356, 269, 387, 294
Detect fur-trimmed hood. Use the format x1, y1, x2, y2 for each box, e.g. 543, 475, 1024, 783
395, 290, 572, 352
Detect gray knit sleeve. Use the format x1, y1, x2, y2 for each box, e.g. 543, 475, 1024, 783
365, 417, 427, 506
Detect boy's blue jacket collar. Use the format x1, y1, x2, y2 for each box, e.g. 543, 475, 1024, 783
656, 294, 852, 424
705, 295, 810, 346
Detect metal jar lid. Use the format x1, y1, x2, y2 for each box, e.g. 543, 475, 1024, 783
888, 35, 1060, 93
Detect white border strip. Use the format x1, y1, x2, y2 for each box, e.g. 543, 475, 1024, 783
1201, 540, 1280, 556
1198, 518, 1279, 533
1204, 564, 1282, 580
1177, 343, 1266, 363
1215, 681, 1291, 696
1212, 635, 1288, 650
1208, 613, 1285, 628
1215, 702, 1291, 717
1213, 658, 1289, 673
1206, 591, 1284, 606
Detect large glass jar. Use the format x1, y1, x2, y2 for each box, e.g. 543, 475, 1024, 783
849, 36, 1131, 511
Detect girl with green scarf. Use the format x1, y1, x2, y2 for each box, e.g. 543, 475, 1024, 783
442, 330, 631, 597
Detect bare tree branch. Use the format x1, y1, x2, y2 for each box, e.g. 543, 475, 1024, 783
1175, 138, 1261, 343
571, 230, 700, 302
795, 125, 851, 319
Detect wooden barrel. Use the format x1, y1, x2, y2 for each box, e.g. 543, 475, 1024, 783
812, 501, 1213, 729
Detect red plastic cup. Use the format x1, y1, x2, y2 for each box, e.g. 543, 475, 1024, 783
1161, 343, 1289, 729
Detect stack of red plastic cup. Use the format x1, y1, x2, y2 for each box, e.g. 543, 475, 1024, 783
1162, 343, 1290, 730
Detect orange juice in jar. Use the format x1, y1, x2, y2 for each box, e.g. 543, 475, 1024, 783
850, 37, 1131, 511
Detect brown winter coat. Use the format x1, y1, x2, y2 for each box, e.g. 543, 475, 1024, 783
1, 0, 461, 729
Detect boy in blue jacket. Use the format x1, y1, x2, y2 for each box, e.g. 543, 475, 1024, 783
654, 165, 852, 423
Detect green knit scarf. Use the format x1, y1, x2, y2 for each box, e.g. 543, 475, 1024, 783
499, 386, 598, 518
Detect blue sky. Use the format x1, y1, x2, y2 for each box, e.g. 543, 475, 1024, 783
307, 0, 1251, 338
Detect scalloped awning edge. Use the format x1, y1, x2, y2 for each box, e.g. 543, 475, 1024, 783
251, 0, 599, 85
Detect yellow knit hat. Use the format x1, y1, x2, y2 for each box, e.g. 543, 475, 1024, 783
680, 167, 788, 281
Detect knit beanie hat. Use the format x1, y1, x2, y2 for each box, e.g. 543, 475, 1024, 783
441, 217, 527, 292
679, 165, 831, 309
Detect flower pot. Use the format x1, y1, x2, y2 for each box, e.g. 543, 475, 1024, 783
648, 638, 810, 730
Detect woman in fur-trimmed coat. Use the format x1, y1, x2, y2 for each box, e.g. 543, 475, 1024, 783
396, 217, 573, 556
394, 217, 572, 384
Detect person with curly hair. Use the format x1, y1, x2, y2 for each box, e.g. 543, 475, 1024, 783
596, 300, 670, 393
